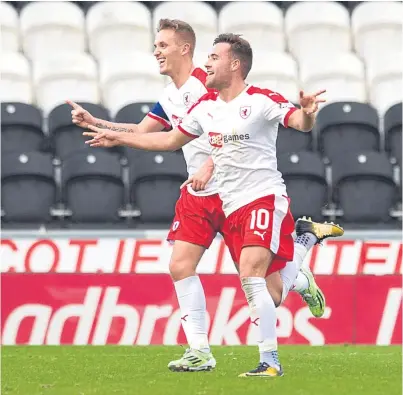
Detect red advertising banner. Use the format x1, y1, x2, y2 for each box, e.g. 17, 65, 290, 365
1, 274, 401, 346
1, 238, 402, 275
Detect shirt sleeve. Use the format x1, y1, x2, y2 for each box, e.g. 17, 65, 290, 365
147, 102, 171, 129
263, 92, 298, 128
177, 106, 204, 138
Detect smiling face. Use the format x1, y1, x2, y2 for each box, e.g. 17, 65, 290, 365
205, 43, 234, 90
153, 29, 185, 76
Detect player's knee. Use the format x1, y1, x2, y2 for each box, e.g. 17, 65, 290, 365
169, 258, 196, 281
239, 246, 272, 278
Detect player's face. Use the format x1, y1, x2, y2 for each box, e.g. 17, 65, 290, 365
153, 29, 184, 76
205, 43, 233, 90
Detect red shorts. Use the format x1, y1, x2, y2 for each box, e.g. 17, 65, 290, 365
226, 194, 295, 275
167, 187, 234, 254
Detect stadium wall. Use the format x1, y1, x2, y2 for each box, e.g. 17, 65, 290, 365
1, 230, 401, 346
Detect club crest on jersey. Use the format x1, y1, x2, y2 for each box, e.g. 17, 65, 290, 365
208, 132, 223, 148
183, 92, 191, 107
240, 106, 251, 119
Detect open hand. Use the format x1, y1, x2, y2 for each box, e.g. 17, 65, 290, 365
83, 124, 121, 148
299, 90, 326, 115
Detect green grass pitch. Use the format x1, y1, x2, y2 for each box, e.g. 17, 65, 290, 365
2, 345, 401, 395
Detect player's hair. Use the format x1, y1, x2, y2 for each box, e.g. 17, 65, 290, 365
213, 33, 253, 79
157, 18, 196, 56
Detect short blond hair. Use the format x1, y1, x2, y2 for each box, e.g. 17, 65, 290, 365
157, 18, 196, 56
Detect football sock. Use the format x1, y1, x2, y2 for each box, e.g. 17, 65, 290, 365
174, 276, 210, 353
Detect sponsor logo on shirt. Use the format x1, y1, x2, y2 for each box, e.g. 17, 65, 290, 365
208, 132, 250, 148
279, 102, 294, 109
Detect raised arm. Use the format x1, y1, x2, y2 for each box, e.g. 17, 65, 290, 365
83, 125, 195, 152
287, 90, 326, 132
66, 100, 164, 134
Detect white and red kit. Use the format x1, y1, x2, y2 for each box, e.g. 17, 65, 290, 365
147, 68, 233, 253
178, 85, 298, 272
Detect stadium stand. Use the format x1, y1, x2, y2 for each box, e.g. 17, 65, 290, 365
1, 53, 33, 104
20, 1, 86, 61
218, 2, 285, 52
331, 151, 400, 227
1, 2, 19, 52
86, 1, 153, 60
315, 102, 380, 161
129, 150, 187, 226
1, 151, 57, 227
278, 151, 328, 221
61, 150, 126, 227
1, 0, 402, 229
1, 103, 44, 155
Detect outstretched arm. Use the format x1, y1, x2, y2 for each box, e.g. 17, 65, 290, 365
83, 125, 195, 152
66, 100, 164, 134
287, 90, 326, 132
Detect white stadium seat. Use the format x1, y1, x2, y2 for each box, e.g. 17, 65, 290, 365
20, 1, 85, 60
99, 52, 165, 116
33, 53, 99, 115
352, 1, 402, 63
299, 52, 367, 104
1, 2, 19, 52
366, 52, 403, 115
1, 52, 33, 104
87, 1, 152, 60
219, 2, 285, 52
193, 51, 209, 71
153, 1, 218, 53
285, 1, 351, 61
247, 52, 299, 103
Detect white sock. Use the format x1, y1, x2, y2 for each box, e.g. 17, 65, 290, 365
174, 276, 210, 353
292, 271, 310, 293
280, 243, 309, 303
241, 277, 278, 357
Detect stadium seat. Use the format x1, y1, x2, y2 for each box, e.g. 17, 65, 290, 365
1, 103, 44, 155
48, 103, 114, 159
299, 52, 367, 104
62, 151, 126, 225
100, 52, 164, 117
153, 2, 218, 53
218, 2, 285, 52
315, 102, 380, 161
1, 151, 56, 226
20, 1, 85, 60
285, 1, 351, 61
115, 102, 156, 124
384, 102, 402, 166
87, 2, 152, 60
278, 151, 328, 220
247, 52, 299, 103
332, 151, 398, 224
366, 52, 403, 115
33, 53, 100, 115
277, 121, 313, 155
352, 1, 402, 63
193, 52, 209, 72
1, 2, 19, 52
1, 52, 33, 104
129, 150, 187, 225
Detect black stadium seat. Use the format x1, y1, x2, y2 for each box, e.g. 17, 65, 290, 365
48, 102, 118, 159
384, 102, 402, 166
115, 102, 156, 124
278, 151, 328, 220
1, 151, 56, 226
1, 103, 45, 155
129, 151, 187, 225
62, 150, 125, 225
332, 152, 398, 224
316, 102, 380, 160
277, 123, 313, 154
